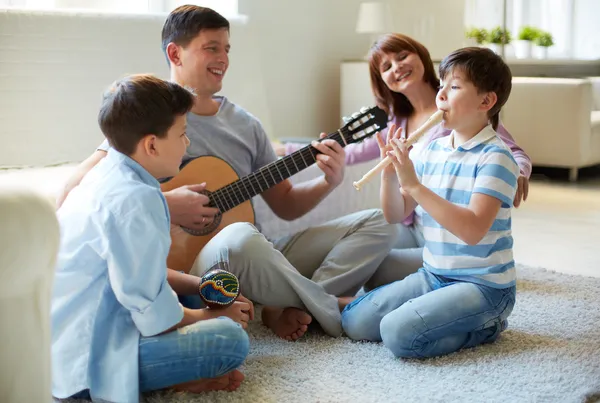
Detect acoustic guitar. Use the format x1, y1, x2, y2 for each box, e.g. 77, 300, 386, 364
160, 106, 387, 273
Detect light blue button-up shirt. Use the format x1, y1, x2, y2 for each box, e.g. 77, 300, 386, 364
51, 149, 184, 402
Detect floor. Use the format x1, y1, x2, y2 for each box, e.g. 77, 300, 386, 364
511, 167, 600, 279
1, 164, 599, 279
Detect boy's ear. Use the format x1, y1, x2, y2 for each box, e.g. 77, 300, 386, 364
141, 135, 158, 156
480, 91, 498, 112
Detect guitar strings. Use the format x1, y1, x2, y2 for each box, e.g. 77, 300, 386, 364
210, 127, 351, 212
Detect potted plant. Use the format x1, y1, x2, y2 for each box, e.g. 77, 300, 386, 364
488, 26, 511, 54
464, 27, 488, 47
533, 31, 554, 59
514, 25, 539, 59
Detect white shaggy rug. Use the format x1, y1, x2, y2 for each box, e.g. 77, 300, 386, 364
58, 265, 600, 403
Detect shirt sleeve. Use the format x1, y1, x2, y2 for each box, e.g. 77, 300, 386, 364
252, 119, 278, 171
97, 138, 111, 152
104, 190, 183, 337
495, 120, 532, 178
473, 147, 519, 207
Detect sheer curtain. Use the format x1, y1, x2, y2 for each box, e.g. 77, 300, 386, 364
464, 0, 600, 59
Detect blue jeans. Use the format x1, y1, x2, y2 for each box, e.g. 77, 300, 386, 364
71, 311, 249, 399
342, 268, 516, 358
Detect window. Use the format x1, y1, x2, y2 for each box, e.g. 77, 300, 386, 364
0, 0, 239, 18
465, 0, 600, 60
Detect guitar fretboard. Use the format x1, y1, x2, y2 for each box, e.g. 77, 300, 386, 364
208, 129, 349, 213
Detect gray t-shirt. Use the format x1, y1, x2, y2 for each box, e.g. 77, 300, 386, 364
97, 96, 278, 228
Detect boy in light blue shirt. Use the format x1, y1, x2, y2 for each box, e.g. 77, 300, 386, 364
342, 47, 519, 358
52, 74, 250, 402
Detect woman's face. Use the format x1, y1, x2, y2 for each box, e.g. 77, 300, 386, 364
378, 50, 426, 94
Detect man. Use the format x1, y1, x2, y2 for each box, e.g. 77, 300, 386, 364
57, 5, 397, 340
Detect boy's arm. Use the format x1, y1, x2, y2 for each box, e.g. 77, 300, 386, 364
105, 193, 186, 337
380, 173, 418, 224
405, 186, 502, 245
403, 148, 518, 245
56, 149, 107, 209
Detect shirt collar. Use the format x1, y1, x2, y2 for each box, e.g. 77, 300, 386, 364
441, 124, 497, 151
105, 148, 160, 189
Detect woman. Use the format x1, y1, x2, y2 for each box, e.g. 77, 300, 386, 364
276, 34, 532, 290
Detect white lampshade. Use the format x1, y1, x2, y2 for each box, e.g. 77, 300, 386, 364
355, 2, 392, 34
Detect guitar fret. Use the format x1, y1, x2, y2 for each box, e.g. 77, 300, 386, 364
254, 173, 265, 192
283, 157, 292, 177
222, 188, 234, 210
299, 150, 308, 167
274, 163, 284, 182
290, 155, 300, 173
230, 185, 241, 205
260, 170, 271, 188
213, 191, 228, 212
245, 176, 259, 196
267, 166, 277, 186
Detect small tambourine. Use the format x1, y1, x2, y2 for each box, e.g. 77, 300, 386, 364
198, 269, 240, 309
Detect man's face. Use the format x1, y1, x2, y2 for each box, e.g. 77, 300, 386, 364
178, 28, 230, 97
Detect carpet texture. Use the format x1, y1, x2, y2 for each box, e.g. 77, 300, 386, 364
59, 265, 600, 403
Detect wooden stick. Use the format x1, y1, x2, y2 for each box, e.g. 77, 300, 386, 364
353, 110, 444, 190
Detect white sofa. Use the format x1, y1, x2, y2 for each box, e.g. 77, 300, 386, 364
0, 188, 60, 403
502, 76, 600, 181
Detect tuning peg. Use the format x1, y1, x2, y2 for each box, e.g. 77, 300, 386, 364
342, 116, 351, 123
351, 112, 360, 118
360, 106, 368, 113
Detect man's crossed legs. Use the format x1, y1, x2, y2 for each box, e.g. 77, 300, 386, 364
190, 208, 398, 339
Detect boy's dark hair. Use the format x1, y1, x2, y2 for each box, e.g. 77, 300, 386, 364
161, 5, 230, 65
438, 47, 512, 131
98, 74, 195, 155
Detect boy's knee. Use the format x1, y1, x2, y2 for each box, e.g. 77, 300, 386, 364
214, 317, 250, 359
380, 308, 426, 358
341, 305, 382, 342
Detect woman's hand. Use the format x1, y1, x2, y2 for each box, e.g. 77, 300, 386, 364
513, 175, 529, 207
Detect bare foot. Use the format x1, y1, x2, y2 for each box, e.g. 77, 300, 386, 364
262, 306, 312, 341
338, 296, 357, 311
171, 369, 245, 393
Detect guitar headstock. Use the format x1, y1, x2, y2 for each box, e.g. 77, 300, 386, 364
340, 106, 387, 145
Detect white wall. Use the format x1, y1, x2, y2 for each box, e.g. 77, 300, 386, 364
239, 0, 465, 142
0, 1, 466, 167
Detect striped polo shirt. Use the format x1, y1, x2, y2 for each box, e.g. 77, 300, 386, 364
413, 125, 520, 288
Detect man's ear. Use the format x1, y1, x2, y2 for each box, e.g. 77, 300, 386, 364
480, 92, 498, 112
141, 135, 158, 157
166, 42, 182, 67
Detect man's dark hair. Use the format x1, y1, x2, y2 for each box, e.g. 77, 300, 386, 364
161, 5, 230, 64
439, 47, 512, 130
98, 74, 194, 155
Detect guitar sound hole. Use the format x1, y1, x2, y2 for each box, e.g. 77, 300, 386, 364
180, 189, 223, 236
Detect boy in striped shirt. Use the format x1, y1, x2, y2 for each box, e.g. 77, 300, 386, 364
342, 47, 520, 358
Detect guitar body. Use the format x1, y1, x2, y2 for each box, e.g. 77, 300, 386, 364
160, 156, 255, 273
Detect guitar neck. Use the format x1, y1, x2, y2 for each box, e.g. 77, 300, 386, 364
208, 130, 346, 213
